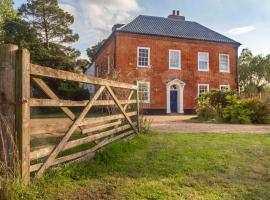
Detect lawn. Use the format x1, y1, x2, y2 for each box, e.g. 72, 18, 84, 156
12, 132, 270, 200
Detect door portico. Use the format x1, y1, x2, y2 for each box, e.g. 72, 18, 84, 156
166, 79, 185, 114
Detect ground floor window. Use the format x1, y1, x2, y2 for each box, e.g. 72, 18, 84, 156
220, 84, 230, 91
198, 84, 209, 96
137, 81, 150, 103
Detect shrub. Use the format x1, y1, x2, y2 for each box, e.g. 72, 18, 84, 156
243, 98, 270, 124
223, 95, 252, 124
197, 90, 236, 120
57, 86, 90, 100
207, 90, 236, 118
196, 103, 216, 120
197, 90, 270, 124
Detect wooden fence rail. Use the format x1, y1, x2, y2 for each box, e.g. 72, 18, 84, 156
0, 44, 140, 185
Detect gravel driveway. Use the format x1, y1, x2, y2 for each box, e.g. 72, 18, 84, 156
147, 115, 270, 134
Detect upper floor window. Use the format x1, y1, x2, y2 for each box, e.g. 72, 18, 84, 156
169, 50, 181, 69
198, 84, 209, 96
137, 47, 150, 67
137, 81, 150, 103
220, 84, 230, 91
198, 52, 209, 71
219, 54, 230, 72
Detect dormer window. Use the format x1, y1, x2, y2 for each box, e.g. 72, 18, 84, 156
137, 47, 150, 67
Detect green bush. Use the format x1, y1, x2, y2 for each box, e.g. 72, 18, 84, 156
243, 98, 270, 124
197, 90, 270, 124
58, 86, 90, 100
196, 100, 216, 121
223, 95, 252, 124
197, 90, 235, 120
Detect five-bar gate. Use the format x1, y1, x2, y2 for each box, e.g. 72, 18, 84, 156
0, 44, 140, 185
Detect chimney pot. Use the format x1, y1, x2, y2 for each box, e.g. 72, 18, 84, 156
168, 10, 185, 21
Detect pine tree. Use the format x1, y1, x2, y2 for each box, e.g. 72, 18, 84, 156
19, 0, 78, 49
13, 0, 89, 99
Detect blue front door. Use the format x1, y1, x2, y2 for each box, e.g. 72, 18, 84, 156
170, 91, 178, 113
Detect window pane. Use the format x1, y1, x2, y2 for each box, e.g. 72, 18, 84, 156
198, 53, 209, 70
138, 82, 150, 103
220, 55, 229, 72
220, 85, 229, 91
169, 50, 180, 68
138, 48, 149, 67
198, 84, 209, 95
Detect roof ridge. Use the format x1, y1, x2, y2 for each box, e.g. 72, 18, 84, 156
137, 14, 195, 23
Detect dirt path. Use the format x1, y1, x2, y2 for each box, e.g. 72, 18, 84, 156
146, 115, 270, 134
30, 115, 270, 134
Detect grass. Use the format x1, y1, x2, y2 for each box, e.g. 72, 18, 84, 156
9, 132, 270, 200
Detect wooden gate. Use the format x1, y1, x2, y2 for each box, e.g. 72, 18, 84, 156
0, 45, 140, 185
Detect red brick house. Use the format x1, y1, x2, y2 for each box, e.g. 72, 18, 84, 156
92, 11, 241, 114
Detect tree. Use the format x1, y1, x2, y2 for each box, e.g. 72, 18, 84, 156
9, 0, 89, 100
18, 0, 78, 49
239, 48, 270, 98
0, 0, 16, 42
86, 39, 106, 64
16, 0, 89, 73
3, 18, 49, 60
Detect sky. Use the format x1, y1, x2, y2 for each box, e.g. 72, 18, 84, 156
14, 0, 270, 60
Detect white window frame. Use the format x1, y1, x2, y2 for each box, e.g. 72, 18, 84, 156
169, 49, 181, 69
137, 81, 150, 103
198, 52, 209, 72
137, 47, 150, 68
219, 54, 230, 73
219, 84, 230, 91
198, 84, 209, 96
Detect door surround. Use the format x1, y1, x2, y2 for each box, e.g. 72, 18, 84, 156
166, 79, 185, 113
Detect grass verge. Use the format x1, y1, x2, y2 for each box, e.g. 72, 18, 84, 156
9, 132, 270, 200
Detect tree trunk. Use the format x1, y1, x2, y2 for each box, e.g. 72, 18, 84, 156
42, 6, 49, 49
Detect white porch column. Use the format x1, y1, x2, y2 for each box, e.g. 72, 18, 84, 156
179, 85, 184, 113
166, 84, 171, 113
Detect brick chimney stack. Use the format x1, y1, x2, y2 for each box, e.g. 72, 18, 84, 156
168, 10, 185, 21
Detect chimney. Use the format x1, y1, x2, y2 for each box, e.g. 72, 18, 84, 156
112, 24, 125, 32
168, 10, 185, 21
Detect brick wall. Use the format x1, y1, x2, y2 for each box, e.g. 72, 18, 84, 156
95, 36, 115, 77
95, 32, 238, 112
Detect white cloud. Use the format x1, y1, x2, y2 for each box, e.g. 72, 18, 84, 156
59, 0, 141, 59
59, 3, 77, 18
80, 0, 140, 34
228, 25, 255, 35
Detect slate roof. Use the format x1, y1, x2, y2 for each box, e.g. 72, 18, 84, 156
118, 15, 240, 45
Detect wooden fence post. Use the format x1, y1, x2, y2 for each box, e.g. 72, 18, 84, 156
0, 44, 18, 173
15, 49, 31, 185
135, 89, 140, 133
